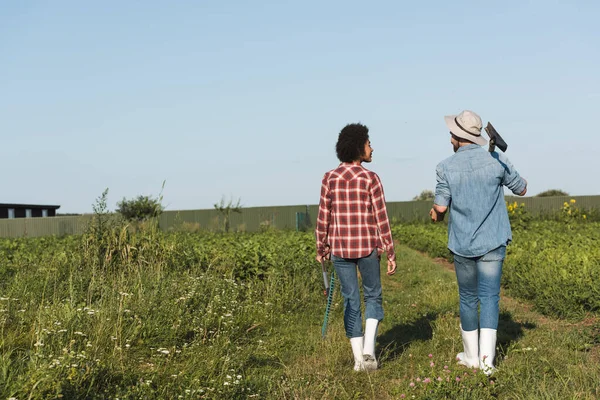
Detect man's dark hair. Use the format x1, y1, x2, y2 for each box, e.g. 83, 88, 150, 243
451, 133, 474, 144
336, 123, 369, 163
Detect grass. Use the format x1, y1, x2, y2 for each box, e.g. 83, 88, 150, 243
270, 246, 600, 399
0, 227, 598, 399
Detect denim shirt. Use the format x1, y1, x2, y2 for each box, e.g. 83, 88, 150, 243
434, 144, 527, 258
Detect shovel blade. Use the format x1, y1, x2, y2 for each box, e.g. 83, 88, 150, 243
485, 122, 508, 152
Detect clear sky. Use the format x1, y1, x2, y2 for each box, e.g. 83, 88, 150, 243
2, 1, 599, 213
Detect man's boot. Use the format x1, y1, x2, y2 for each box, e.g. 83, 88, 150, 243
456, 326, 479, 368
479, 328, 497, 375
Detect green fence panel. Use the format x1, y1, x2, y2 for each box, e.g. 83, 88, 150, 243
1, 195, 598, 238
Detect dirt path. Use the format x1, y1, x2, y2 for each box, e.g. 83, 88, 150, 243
410, 247, 600, 362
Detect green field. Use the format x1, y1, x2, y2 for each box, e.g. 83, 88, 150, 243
0, 215, 599, 399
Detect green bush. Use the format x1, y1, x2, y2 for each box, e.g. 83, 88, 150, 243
394, 219, 600, 320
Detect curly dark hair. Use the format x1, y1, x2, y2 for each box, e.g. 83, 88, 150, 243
336, 123, 369, 163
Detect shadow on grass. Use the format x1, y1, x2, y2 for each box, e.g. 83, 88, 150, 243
377, 312, 438, 361
497, 310, 537, 361
376, 311, 536, 365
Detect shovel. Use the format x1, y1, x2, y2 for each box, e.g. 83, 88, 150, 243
484, 122, 508, 153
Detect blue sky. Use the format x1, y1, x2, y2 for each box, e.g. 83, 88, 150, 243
2, 1, 599, 213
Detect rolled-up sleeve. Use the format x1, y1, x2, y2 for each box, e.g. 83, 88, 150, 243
500, 155, 527, 195
434, 164, 451, 206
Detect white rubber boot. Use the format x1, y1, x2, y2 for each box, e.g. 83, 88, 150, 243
456, 326, 479, 369
350, 336, 364, 371
362, 319, 379, 370
479, 328, 497, 375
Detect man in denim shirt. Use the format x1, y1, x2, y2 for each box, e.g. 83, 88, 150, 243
430, 110, 527, 375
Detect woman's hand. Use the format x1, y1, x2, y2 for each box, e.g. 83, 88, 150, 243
387, 259, 397, 276
316, 247, 331, 263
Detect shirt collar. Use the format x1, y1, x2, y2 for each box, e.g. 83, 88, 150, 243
456, 144, 482, 153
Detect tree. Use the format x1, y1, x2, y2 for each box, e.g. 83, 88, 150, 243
536, 189, 569, 197
214, 196, 242, 233
116, 195, 164, 221
412, 190, 434, 201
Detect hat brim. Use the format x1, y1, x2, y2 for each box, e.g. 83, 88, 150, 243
444, 115, 487, 146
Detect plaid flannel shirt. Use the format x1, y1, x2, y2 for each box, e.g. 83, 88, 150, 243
316, 163, 395, 261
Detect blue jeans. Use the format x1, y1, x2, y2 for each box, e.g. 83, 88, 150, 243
453, 246, 506, 331
331, 249, 384, 338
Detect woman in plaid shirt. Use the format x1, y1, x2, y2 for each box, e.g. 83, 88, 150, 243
316, 123, 397, 371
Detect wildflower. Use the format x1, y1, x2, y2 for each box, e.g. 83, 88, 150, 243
437, 377, 443, 382
409, 382, 415, 387
400, 395, 406, 399
416, 378, 421, 382
583, 215, 587, 219
430, 362, 434, 367
428, 354, 433, 358
570, 199, 576, 204
423, 378, 431, 384
443, 365, 448, 369
456, 377, 461, 382
224, 382, 230, 386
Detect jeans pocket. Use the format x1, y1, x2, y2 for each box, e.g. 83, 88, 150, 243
481, 246, 506, 262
